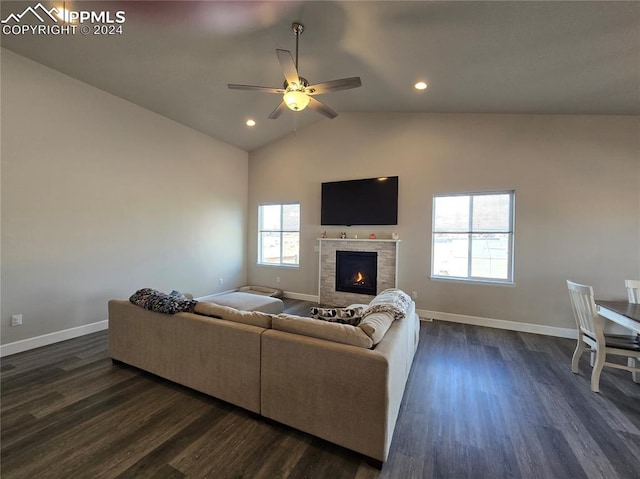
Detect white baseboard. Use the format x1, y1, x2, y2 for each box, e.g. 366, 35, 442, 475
283, 291, 320, 302
1, 320, 109, 357
0, 304, 575, 358
417, 309, 578, 340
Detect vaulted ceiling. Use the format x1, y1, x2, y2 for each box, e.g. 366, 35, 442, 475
2, 1, 638, 151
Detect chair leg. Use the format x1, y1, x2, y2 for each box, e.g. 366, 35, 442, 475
630, 357, 640, 384
591, 349, 605, 393
590, 351, 596, 367
571, 340, 585, 373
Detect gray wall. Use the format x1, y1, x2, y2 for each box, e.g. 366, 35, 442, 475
248, 112, 639, 329
1, 50, 249, 344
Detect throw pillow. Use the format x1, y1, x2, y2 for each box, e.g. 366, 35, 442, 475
358, 312, 394, 345
309, 306, 364, 326
129, 288, 197, 314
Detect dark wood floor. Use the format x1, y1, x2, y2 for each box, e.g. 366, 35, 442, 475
2, 299, 639, 478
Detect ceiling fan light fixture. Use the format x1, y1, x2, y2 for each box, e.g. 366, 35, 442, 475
283, 90, 310, 111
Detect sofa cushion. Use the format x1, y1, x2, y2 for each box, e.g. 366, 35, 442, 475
273, 314, 373, 349
129, 288, 197, 314
358, 312, 394, 345
194, 301, 273, 329
310, 306, 364, 325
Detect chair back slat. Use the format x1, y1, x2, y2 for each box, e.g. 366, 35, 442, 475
625, 279, 640, 304
567, 280, 605, 341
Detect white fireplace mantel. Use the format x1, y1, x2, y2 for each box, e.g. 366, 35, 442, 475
317, 238, 400, 305
317, 238, 401, 243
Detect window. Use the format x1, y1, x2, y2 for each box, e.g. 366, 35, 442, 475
258, 203, 300, 266
431, 191, 514, 283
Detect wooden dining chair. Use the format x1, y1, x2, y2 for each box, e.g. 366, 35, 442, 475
625, 279, 640, 304
624, 279, 640, 380
567, 280, 640, 392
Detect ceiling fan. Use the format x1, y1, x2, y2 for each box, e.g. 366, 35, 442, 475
228, 22, 362, 120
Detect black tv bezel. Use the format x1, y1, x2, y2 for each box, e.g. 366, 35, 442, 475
320, 176, 399, 226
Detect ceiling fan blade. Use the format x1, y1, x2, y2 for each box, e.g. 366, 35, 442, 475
307, 97, 338, 119
307, 77, 362, 95
276, 49, 300, 86
268, 100, 287, 120
228, 84, 285, 94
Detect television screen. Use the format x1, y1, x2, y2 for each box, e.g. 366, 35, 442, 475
321, 176, 398, 226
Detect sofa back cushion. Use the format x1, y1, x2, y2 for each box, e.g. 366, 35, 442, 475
194, 302, 273, 329
273, 314, 373, 349
358, 312, 394, 345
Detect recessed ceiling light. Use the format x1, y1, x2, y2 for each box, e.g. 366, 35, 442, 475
414, 81, 428, 91
246, 119, 256, 127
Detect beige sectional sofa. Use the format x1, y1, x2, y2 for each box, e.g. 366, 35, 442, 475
109, 300, 266, 413
108, 292, 420, 463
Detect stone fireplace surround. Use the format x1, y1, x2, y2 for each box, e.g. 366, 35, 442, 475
318, 238, 400, 306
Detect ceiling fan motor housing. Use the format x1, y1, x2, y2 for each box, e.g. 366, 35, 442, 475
283, 77, 310, 91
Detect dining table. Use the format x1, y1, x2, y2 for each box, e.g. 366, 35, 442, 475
595, 300, 640, 383
595, 300, 640, 333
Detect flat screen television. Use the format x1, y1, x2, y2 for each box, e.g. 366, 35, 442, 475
321, 176, 398, 226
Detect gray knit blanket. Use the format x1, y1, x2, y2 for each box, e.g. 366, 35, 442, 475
363, 288, 413, 321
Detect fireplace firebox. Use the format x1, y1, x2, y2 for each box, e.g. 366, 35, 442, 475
335, 251, 378, 296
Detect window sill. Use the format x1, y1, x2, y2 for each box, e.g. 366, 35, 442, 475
257, 263, 299, 269
430, 276, 515, 286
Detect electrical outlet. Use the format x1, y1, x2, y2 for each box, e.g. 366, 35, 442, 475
11, 314, 22, 327
276, 277, 281, 283
219, 278, 224, 285
411, 291, 418, 300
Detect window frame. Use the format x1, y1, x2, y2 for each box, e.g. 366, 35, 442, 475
430, 190, 515, 284
257, 202, 300, 268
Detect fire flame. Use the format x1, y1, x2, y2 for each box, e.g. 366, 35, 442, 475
355, 272, 364, 284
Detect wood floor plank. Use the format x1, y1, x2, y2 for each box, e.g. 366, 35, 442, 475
30, 362, 139, 419
1, 374, 144, 450
1, 378, 168, 477
66, 392, 212, 479
2, 300, 639, 479
250, 433, 317, 479
115, 406, 233, 479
